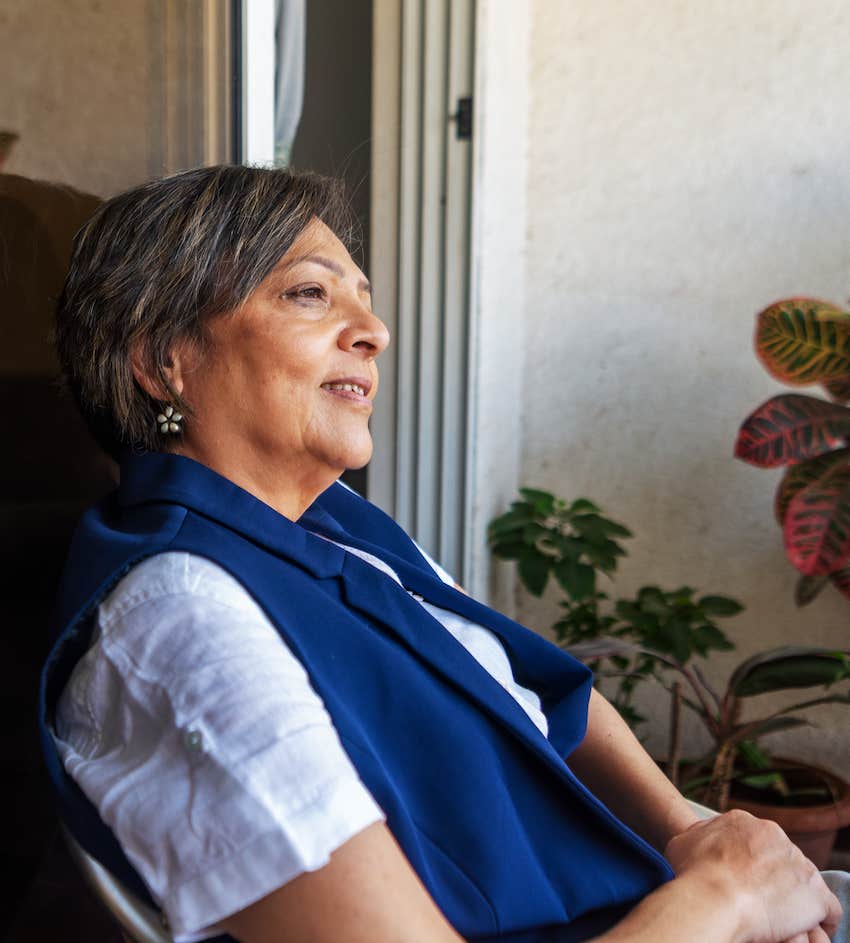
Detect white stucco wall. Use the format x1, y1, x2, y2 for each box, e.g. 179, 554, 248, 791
508, 1, 850, 774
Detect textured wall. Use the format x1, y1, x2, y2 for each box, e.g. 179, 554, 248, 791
517, 1, 850, 773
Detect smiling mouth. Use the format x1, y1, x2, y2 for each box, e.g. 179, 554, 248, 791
320, 379, 373, 405
321, 382, 367, 396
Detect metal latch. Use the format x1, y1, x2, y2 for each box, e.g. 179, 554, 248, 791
449, 96, 473, 140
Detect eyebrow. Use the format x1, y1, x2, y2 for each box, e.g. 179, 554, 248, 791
278, 254, 372, 295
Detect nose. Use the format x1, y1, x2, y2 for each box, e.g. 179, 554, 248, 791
339, 301, 391, 358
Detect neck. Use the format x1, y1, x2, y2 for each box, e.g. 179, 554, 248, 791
171, 441, 341, 521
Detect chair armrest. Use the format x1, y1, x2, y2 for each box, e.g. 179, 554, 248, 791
61, 825, 171, 943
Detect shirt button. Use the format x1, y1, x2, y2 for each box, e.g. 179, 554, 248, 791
184, 729, 204, 752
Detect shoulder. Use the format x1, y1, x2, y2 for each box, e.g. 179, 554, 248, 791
57, 552, 314, 750
99, 550, 266, 626
88, 551, 291, 689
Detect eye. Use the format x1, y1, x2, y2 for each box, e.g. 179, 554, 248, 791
284, 284, 326, 301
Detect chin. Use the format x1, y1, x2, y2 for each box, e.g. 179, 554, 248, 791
331, 438, 373, 472
344, 447, 373, 471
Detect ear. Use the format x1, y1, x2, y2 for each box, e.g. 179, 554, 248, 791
130, 339, 191, 401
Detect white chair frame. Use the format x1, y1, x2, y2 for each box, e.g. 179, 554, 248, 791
62, 825, 171, 943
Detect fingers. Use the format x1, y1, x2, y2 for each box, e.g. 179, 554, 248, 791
780, 926, 832, 943
807, 927, 832, 943
819, 885, 843, 940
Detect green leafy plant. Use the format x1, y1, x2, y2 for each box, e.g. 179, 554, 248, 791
488, 489, 741, 731
736, 298, 850, 605
489, 488, 850, 805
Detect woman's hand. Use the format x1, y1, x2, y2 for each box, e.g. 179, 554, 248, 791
664, 810, 842, 943
595, 809, 840, 943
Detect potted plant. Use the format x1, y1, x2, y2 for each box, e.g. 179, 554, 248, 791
736, 298, 850, 604
489, 488, 850, 866
571, 635, 850, 868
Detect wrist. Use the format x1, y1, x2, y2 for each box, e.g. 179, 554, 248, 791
660, 804, 704, 852
674, 868, 749, 943
593, 872, 746, 943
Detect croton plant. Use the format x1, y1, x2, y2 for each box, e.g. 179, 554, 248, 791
736, 298, 850, 605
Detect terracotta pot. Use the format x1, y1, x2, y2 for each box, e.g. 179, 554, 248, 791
726, 759, 850, 870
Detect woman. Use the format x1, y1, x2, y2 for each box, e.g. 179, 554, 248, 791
39, 165, 843, 943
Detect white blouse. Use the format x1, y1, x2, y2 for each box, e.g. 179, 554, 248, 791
54, 543, 548, 941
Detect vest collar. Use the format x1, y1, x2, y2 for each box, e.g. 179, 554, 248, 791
118, 451, 345, 580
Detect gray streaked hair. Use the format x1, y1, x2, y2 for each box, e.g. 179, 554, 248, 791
55, 164, 355, 459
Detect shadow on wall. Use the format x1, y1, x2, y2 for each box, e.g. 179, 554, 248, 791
0, 171, 118, 938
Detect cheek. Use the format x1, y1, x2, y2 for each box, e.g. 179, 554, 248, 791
239, 330, 316, 392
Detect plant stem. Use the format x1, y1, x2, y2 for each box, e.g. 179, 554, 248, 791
668, 681, 682, 788
705, 740, 735, 812
680, 665, 720, 738
692, 662, 722, 710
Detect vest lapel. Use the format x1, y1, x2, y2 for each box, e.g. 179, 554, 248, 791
302, 496, 592, 744
336, 551, 589, 782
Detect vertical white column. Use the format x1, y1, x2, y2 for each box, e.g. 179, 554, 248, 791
242, 0, 276, 165
465, 0, 530, 608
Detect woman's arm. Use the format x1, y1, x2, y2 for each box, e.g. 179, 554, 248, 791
567, 687, 700, 851
220, 813, 840, 943
220, 821, 464, 943
567, 693, 841, 941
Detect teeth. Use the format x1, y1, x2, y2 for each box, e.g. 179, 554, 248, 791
323, 383, 365, 395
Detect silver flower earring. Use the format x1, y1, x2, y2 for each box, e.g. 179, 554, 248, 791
156, 405, 183, 434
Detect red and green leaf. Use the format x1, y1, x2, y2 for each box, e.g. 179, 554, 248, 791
823, 376, 850, 403
795, 573, 829, 606
774, 448, 850, 523
735, 394, 850, 468
784, 465, 850, 575
755, 299, 850, 384
829, 562, 850, 601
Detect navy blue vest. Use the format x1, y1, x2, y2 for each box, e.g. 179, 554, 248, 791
39, 452, 672, 941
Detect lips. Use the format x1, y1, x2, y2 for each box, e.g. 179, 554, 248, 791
320, 377, 373, 404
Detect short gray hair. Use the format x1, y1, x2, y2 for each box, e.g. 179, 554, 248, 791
55, 165, 355, 459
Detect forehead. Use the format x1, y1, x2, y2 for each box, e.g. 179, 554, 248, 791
271, 218, 369, 291
280, 219, 357, 268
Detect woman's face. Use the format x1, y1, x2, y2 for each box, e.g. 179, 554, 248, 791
174, 218, 389, 511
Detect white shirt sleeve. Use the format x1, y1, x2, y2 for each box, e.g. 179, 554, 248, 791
54, 552, 384, 942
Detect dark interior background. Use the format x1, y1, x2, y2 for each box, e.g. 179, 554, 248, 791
2, 1, 373, 935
